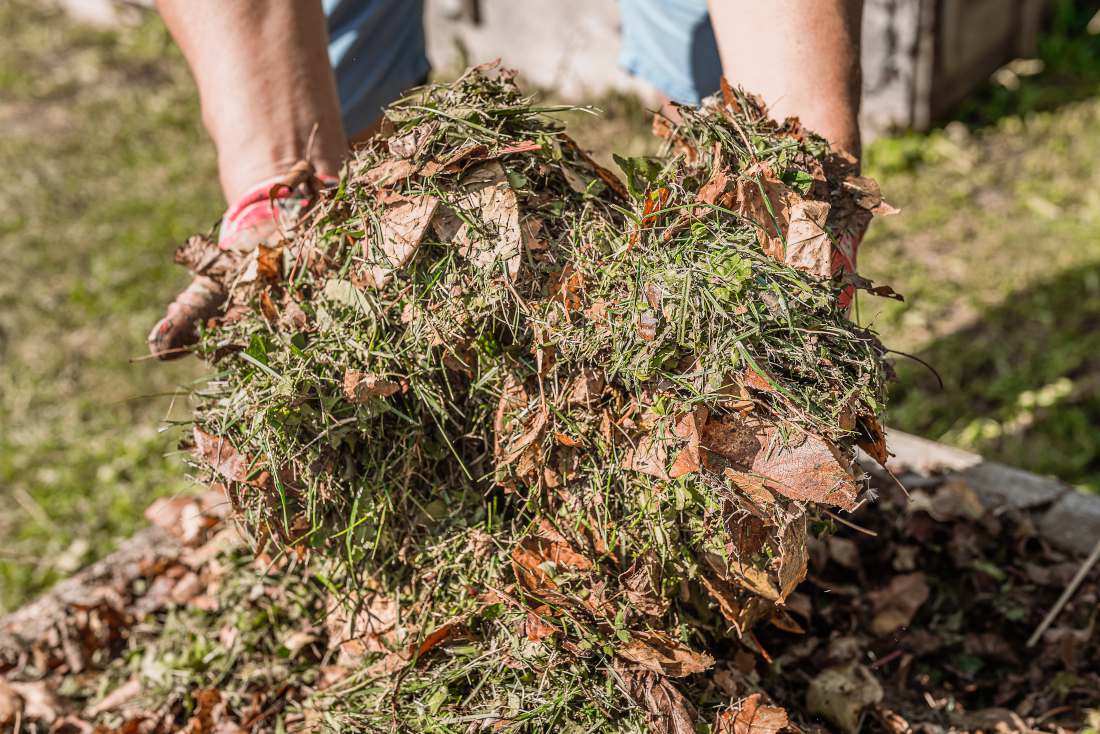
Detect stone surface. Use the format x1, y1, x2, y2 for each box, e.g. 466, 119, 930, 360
1038, 490, 1100, 557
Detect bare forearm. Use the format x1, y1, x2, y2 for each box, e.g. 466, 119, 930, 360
157, 0, 347, 201
707, 0, 863, 157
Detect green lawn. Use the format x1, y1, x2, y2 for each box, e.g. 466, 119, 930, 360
2, 0, 1099, 613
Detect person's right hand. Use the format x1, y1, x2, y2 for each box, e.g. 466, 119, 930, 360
147, 175, 322, 360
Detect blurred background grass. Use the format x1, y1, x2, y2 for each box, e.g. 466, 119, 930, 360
1, 0, 1098, 612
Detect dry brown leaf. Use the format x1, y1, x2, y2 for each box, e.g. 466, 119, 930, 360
193, 427, 273, 490
549, 265, 585, 313
181, 688, 221, 734
343, 370, 403, 402
776, 513, 809, 603
697, 169, 731, 207
452, 162, 524, 280
907, 479, 985, 523
806, 663, 883, 734
325, 591, 400, 663
256, 244, 282, 281
784, 200, 832, 277
623, 433, 671, 480
560, 134, 630, 200
364, 157, 418, 187
618, 630, 715, 677
144, 496, 210, 546
867, 572, 930, 637
857, 415, 890, 467
700, 416, 859, 510
623, 557, 669, 618
670, 408, 707, 478
699, 570, 774, 635
567, 369, 605, 406
523, 607, 559, 642
716, 693, 789, 734
736, 168, 794, 261
415, 620, 458, 659
616, 665, 697, 734
366, 194, 439, 288
387, 123, 436, 160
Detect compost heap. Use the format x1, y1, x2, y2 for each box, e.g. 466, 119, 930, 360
173, 65, 897, 731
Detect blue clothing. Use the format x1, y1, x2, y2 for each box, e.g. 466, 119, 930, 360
323, 0, 722, 134
323, 0, 431, 136
619, 0, 722, 104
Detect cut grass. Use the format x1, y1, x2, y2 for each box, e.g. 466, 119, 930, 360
3, 0, 1100, 614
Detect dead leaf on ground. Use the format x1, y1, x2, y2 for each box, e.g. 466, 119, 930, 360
511, 531, 593, 593
325, 592, 400, 663
716, 693, 789, 734
907, 480, 985, 524
617, 630, 715, 677
806, 662, 883, 734
181, 688, 221, 734
616, 665, 697, 734
343, 370, 404, 401
623, 432, 671, 480
623, 557, 670, 618
867, 572, 930, 637
523, 607, 559, 642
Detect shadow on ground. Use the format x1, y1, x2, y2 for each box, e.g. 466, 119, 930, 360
889, 262, 1100, 490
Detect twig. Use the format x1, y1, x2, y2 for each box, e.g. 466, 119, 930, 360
823, 509, 878, 537
1027, 535, 1100, 647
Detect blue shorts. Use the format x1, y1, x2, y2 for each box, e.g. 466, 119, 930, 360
323, 0, 722, 135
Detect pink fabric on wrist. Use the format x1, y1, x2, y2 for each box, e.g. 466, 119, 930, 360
219, 173, 338, 251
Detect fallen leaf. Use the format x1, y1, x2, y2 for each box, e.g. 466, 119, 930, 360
364, 157, 418, 187
567, 369, 605, 406
367, 194, 439, 288
623, 557, 669, 617
776, 513, 809, 603
255, 244, 282, 281
452, 162, 524, 280
415, 620, 458, 659
697, 169, 731, 207
624, 433, 671, 480
716, 693, 789, 734
523, 607, 559, 641
700, 413, 859, 509
907, 479, 985, 523
616, 665, 697, 734
867, 572, 930, 637
806, 663, 883, 734
736, 167, 794, 261
181, 688, 221, 734
617, 630, 715, 677
784, 200, 832, 277
343, 370, 403, 401
193, 427, 272, 490
387, 123, 435, 159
